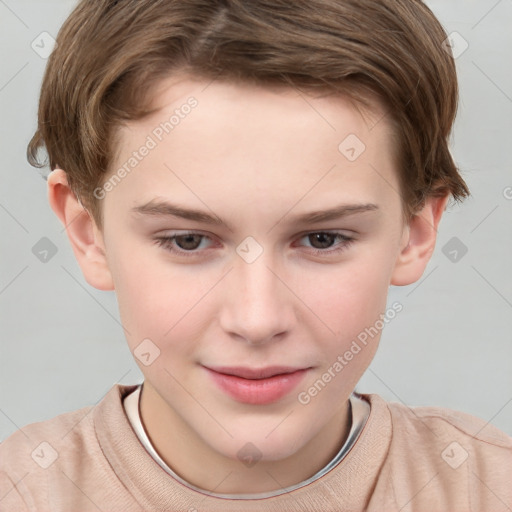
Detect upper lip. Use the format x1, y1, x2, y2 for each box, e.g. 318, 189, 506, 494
204, 365, 308, 380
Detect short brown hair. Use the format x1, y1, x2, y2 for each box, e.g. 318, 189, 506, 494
28, 0, 470, 228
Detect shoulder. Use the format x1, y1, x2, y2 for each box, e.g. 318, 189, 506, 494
364, 394, 512, 511
0, 402, 95, 510
0, 385, 137, 511
0, 400, 96, 464
0, 401, 95, 469
384, 397, 512, 452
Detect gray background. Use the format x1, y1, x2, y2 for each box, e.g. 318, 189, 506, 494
0, 0, 511, 441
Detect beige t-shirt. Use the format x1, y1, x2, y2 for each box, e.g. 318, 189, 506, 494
0, 384, 511, 511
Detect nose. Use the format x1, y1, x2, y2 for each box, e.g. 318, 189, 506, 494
218, 251, 296, 345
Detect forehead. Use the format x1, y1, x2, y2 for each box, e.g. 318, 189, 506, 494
142, 73, 387, 135
119, 72, 392, 153
107, 73, 401, 225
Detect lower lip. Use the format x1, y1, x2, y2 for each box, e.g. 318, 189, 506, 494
204, 368, 309, 405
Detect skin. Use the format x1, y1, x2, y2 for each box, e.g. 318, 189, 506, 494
48, 74, 448, 495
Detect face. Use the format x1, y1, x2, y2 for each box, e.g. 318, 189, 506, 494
98, 74, 408, 472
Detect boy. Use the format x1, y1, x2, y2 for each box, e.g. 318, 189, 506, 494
1, 0, 511, 510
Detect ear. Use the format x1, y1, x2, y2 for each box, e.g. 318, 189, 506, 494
47, 169, 114, 291
391, 194, 450, 286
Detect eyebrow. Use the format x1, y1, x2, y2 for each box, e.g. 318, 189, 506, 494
131, 199, 379, 230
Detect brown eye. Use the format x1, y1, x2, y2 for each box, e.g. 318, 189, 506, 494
307, 233, 337, 249
173, 234, 203, 251
296, 231, 355, 257
154, 232, 213, 257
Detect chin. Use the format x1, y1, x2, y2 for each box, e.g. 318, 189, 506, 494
206, 419, 313, 463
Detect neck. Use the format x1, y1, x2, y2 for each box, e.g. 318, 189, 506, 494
138, 380, 351, 496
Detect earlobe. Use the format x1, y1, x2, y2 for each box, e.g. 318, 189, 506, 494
47, 169, 114, 291
391, 195, 450, 286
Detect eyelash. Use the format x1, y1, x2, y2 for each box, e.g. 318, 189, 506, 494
154, 231, 355, 259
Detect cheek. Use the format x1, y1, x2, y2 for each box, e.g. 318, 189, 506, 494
302, 254, 392, 340
107, 239, 201, 349
297, 260, 391, 398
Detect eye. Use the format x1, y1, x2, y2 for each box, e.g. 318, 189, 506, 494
154, 230, 355, 259
154, 232, 214, 257
168, 233, 204, 251
296, 231, 355, 256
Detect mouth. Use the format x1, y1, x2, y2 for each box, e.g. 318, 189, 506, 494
202, 365, 311, 405
205, 365, 307, 379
